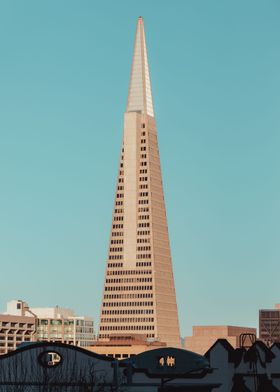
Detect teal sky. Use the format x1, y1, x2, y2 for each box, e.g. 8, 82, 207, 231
0, 0, 280, 337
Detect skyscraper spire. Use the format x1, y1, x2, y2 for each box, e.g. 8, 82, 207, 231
126, 17, 154, 117
99, 17, 180, 348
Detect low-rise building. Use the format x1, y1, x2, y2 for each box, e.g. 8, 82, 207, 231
0, 314, 36, 354
185, 325, 256, 355
1, 300, 95, 353
89, 334, 166, 359
36, 314, 94, 347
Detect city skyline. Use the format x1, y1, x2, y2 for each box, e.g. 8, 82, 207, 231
1, 1, 280, 337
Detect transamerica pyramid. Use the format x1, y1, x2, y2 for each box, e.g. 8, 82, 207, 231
99, 17, 181, 348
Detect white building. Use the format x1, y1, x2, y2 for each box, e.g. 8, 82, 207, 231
4, 300, 95, 348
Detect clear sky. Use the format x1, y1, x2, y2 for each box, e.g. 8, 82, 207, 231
0, 0, 280, 337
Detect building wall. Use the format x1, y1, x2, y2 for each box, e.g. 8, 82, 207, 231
31, 306, 74, 319
88, 334, 166, 359
185, 325, 256, 355
88, 342, 160, 360
37, 317, 94, 347
5, 300, 30, 317
259, 308, 280, 346
0, 314, 36, 354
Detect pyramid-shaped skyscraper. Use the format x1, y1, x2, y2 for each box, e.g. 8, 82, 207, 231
99, 17, 181, 348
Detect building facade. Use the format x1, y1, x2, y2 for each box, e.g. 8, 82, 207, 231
36, 315, 94, 347
89, 334, 166, 360
185, 325, 257, 355
3, 300, 95, 349
99, 17, 180, 348
259, 304, 280, 347
0, 314, 36, 355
